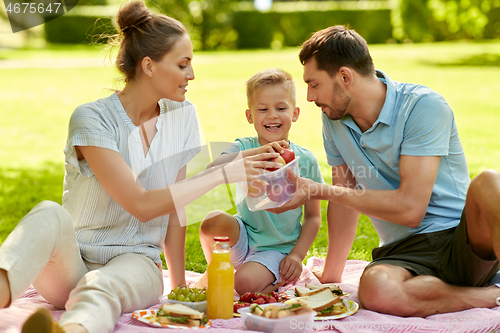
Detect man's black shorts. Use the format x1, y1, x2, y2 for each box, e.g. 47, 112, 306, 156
366, 212, 499, 286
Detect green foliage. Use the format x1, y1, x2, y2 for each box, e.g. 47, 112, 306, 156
484, 6, 500, 39
77, 0, 108, 6
152, 0, 237, 50
233, 9, 393, 49
40, 0, 500, 46
397, 0, 500, 42
44, 14, 116, 44
42, 1, 391, 48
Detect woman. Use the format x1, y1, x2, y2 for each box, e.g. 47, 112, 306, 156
0, 2, 281, 332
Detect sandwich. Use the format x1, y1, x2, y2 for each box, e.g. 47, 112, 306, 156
304, 288, 347, 316
156, 303, 207, 327
305, 283, 345, 296
251, 299, 313, 319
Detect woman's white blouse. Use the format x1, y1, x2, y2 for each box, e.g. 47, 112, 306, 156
63, 93, 201, 265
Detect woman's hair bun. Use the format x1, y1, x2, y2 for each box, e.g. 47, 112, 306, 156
112, 0, 187, 83
117, 1, 152, 36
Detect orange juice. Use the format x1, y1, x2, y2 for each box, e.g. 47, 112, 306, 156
207, 237, 234, 320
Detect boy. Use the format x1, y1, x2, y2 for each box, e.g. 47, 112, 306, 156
196, 68, 324, 295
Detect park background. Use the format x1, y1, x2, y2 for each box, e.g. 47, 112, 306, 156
1, 0, 500, 272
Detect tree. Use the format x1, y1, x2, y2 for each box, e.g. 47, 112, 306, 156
150, 0, 237, 50
396, 0, 494, 41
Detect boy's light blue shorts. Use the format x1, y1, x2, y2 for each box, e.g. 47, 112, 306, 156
231, 216, 287, 284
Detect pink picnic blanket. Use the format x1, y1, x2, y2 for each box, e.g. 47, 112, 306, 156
1, 258, 499, 332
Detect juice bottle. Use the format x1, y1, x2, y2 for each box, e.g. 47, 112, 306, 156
207, 236, 234, 320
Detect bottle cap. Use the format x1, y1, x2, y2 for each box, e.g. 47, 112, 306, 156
213, 236, 230, 242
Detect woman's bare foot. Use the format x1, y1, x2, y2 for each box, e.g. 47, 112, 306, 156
194, 271, 208, 289
311, 266, 326, 283
0, 269, 11, 308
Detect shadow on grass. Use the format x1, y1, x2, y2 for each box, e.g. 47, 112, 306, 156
424, 53, 500, 67
0, 163, 64, 244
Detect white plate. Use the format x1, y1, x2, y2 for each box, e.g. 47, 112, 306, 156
314, 299, 359, 320
132, 309, 211, 329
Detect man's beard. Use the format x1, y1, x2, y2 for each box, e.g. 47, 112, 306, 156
316, 83, 350, 120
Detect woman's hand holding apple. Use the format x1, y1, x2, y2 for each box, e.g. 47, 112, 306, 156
222, 152, 282, 184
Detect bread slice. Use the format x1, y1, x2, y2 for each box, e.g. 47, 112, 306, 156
295, 286, 330, 297
159, 316, 201, 327
305, 283, 342, 293
305, 288, 341, 312
316, 301, 346, 316
159, 303, 204, 320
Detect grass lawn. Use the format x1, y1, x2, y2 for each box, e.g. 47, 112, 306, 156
1, 40, 499, 273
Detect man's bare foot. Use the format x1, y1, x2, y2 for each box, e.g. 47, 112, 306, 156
194, 271, 208, 289
0, 269, 11, 308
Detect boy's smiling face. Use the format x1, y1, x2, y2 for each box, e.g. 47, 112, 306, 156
246, 84, 300, 146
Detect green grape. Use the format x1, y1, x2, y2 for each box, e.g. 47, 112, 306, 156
166, 286, 207, 303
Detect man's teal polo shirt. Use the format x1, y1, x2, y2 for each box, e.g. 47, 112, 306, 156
322, 70, 470, 246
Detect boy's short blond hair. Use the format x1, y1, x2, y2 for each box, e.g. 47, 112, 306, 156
246, 68, 296, 108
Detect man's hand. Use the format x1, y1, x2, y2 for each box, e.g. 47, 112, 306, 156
266, 168, 316, 214
279, 252, 303, 284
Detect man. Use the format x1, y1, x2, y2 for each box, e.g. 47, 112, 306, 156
270, 25, 500, 317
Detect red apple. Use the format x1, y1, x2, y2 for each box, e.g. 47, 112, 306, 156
266, 177, 296, 202
280, 149, 295, 164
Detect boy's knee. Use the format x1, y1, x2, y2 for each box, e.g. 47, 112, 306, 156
234, 273, 261, 295
200, 211, 233, 236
